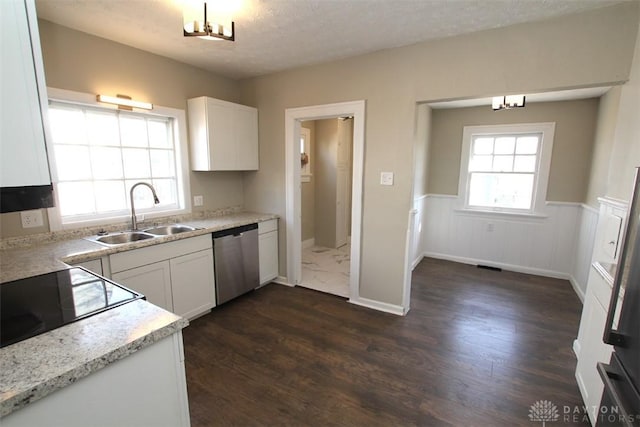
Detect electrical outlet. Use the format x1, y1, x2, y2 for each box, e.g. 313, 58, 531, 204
380, 172, 394, 186
486, 223, 494, 232
194, 195, 204, 207
21, 210, 44, 228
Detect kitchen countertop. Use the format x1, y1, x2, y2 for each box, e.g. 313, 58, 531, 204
0, 211, 277, 418
0, 211, 278, 283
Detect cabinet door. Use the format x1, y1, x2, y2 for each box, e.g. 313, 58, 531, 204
1, 0, 51, 187
112, 261, 173, 312
169, 249, 216, 319
188, 97, 258, 172
206, 100, 235, 171
575, 289, 613, 425
259, 231, 278, 285
235, 106, 259, 170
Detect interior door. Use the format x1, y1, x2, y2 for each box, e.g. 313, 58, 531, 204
335, 119, 352, 248
335, 168, 348, 248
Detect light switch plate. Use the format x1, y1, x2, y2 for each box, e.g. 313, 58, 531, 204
380, 172, 394, 186
193, 195, 204, 207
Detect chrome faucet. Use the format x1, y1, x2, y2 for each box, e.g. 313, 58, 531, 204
130, 182, 160, 231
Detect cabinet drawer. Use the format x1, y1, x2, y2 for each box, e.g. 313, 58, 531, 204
258, 219, 277, 234
111, 234, 212, 273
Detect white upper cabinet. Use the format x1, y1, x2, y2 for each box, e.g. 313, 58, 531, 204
187, 96, 259, 171
0, 0, 52, 187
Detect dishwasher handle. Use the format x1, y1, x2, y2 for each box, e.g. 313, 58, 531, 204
212, 223, 258, 239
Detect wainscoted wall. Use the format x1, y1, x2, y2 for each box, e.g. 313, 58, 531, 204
571, 205, 599, 300
417, 194, 599, 301
411, 195, 428, 270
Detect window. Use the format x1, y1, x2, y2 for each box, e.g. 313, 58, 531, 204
46, 89, 190, 228
458, 123, 555, 214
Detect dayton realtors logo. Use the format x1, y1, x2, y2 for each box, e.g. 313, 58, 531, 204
529, 400, 559, 426
529, 400, 639, 425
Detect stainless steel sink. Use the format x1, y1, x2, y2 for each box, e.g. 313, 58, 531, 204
86, 224, 199, 246
94, 232, 155, 246
143, 224, 197, 235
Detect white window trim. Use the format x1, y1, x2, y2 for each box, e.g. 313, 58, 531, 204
457, 122, 555, 216
45, 87, 192, 231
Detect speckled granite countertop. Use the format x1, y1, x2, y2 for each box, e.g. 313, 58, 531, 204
0, 300, 188, 417
1, 211, 278, 283
0, 211, 277, 417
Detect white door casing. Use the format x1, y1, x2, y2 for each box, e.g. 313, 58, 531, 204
285, 100, 365, 302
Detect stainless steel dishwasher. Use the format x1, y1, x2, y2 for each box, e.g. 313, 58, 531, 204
212, 223, 259, 305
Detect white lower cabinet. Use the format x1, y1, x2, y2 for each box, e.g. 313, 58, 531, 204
112, 261, 173, 312
110, 235, 215, 319
170, 250, 216, 319
74, 258, 104, 276
2, 333, 190, 427
258, 219, 278, 285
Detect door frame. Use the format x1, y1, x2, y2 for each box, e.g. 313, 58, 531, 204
285, 100, 365, 301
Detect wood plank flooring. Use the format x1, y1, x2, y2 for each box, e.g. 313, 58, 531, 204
182, 257, 588, 426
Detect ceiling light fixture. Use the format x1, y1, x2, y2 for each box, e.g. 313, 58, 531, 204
492, 95, 526, 111
183, 1, 235, 41
96, 94, 153, 110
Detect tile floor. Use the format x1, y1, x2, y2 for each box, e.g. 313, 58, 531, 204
300, 243, 350, 298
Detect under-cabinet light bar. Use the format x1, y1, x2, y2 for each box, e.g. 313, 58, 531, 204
96, 94, 153, 110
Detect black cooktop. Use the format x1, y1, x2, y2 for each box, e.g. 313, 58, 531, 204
0, 267, 143, 348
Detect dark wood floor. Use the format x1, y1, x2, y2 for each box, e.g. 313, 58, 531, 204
182, 257, 588, 426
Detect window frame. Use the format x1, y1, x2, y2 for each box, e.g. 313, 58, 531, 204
457, 122, 555, 216
45, 88, 191, 230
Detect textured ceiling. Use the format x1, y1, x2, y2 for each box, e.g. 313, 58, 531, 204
35, 0, 627, 80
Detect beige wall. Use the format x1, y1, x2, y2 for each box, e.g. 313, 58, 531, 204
413, 104, 431, 199
301, 121, 315, 242
240, 3, 639, 306
585, 87, 623, 207
428, 98, 600, 202
605, 15, 640, 203
0, 20, 242, 239
314, 119, 338, 248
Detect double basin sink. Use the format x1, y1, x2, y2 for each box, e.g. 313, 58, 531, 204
87, 224, 198, 246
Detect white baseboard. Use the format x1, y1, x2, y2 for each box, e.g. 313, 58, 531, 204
348, 296, 408, 316
271, 276, 295, 287
411, 254, 424, 271
302, 238, 315, 249
424, 252, 570, 279
568, 275, 586, 303
419, 251, 586, 307
424, 252, 586, 303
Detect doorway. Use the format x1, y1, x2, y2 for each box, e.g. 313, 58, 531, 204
299, 117, 354, 297
284, 100, 365, 302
